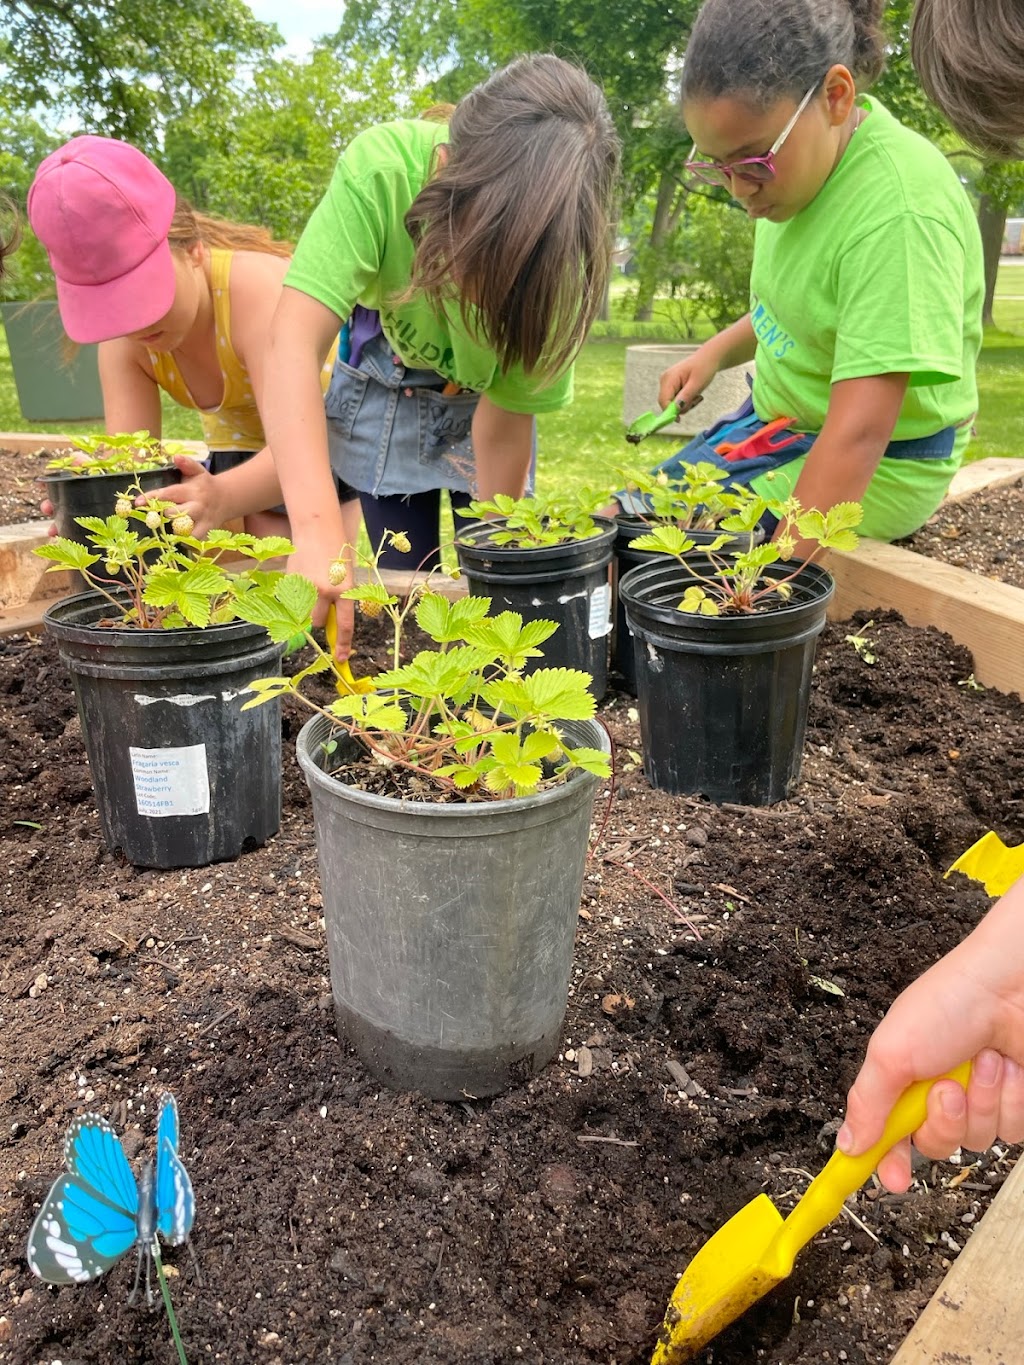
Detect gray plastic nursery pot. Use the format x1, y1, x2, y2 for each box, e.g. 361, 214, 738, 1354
44, 590, 283, 868
296, 712, 610, 1101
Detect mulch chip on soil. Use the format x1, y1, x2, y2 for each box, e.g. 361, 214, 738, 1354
0, 610, 1021, 1364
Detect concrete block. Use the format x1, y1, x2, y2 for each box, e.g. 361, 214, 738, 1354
622, 343, 754, 438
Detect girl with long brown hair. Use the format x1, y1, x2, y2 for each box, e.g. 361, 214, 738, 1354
262, 53, 621, 657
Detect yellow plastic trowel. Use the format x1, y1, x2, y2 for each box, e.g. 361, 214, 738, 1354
945, 830, 1024, 897
651, 1062, 972, 1364
326, 602, 375, 695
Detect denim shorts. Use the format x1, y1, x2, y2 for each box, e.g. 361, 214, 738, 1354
325, 331, 480, 497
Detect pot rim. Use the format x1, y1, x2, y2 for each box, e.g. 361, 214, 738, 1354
619, 556, 834, 627
296, 711, 609, 819
455, 515, 617, 558
40, 463, 177, 484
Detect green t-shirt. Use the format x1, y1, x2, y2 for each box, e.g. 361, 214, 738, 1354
749, 96, 983, 441
285, 119, 573, 415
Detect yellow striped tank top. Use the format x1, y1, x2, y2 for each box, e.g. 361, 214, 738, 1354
147, 247, 337, 452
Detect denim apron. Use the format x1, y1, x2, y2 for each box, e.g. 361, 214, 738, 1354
618, 392, 957, 518
325, 329, 481, 498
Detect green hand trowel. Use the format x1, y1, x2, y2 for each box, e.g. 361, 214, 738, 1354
945, 830, 1024, 897
651, 1061, 972, 1364
625, 395, 704, 444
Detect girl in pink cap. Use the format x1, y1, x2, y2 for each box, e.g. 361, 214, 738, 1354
27, 134, 361, 543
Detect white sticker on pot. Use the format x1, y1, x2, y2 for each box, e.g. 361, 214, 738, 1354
588, 583, 612, 638
129, 745, 210, 818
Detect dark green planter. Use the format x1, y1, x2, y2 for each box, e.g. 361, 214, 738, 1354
1, 301, 104, 422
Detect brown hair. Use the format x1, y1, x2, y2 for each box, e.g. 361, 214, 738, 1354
168, 199, 293, 258
681, 0, 886, 108
0, 198, 21, 283
404, 54, 621, 380
911, 0, 1024, 158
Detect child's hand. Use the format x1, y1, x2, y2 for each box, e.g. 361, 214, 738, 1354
136, 454, 224, 539
657, 345, 718, 411
838, 877, 1024, 1191
288, 537, 352, 660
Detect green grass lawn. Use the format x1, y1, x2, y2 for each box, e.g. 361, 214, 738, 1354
2, 291, 1021, 504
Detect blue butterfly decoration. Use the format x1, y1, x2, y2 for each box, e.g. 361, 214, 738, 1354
26, 1092, 195, 1302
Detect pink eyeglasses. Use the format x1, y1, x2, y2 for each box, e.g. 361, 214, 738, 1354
685, 82, 819, 188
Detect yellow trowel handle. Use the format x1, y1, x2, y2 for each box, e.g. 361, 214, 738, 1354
771, 1061, 972, 1271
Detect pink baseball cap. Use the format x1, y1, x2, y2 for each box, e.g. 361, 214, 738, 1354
27, 135, 177, 344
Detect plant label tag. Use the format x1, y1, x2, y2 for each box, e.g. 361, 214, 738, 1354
129, 745, 211, 818
589, 583, 612, 638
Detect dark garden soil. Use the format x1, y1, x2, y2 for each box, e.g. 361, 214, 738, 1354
0, 446, 61, 528
899, 475, 1024, 589
1, 611, 1022, 1365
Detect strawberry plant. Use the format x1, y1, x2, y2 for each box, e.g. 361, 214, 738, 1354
457, 488, 614, 549
45, 430, 194, 477
239, 532, 612, 800
630, 496, 863, 614
34, 481, 293, 629
617, 460, 756, 532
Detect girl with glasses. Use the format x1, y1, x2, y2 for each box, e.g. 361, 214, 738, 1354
633, 0, 983, 559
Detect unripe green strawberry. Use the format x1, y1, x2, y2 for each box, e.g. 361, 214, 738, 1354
172, 514, 194, 536
104, 561, 118, 576
114, 498, 132, 517
145, 509, 162, 530
358, 598, 384, 618
328, 560, 347, 586
390, 531, 411, 554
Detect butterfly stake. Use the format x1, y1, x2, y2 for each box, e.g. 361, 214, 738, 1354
26, 1091, 195, 1365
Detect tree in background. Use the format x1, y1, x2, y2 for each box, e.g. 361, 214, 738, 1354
0, 0, 277, 151
164, 46, 425, 243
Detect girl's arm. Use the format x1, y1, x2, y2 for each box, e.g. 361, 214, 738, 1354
657, 314, 757, 409
785, 371, 909, 555
263, 286, 349, 641
98, 338, 163, 435
471, 395, 535, 500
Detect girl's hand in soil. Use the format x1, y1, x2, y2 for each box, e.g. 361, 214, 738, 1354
838, 876, 1024, 1192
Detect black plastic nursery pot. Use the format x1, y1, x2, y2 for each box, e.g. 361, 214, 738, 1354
455, 517, 616, 700
618, 557, 834, 805
296, 713, 610, 1101
612, 515, 760, 695
43, 591, 283, 869
42, 466, 181, 585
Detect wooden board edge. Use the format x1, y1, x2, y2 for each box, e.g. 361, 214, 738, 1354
889, 1156, 1024, 1363
943, 457, 1024, 505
